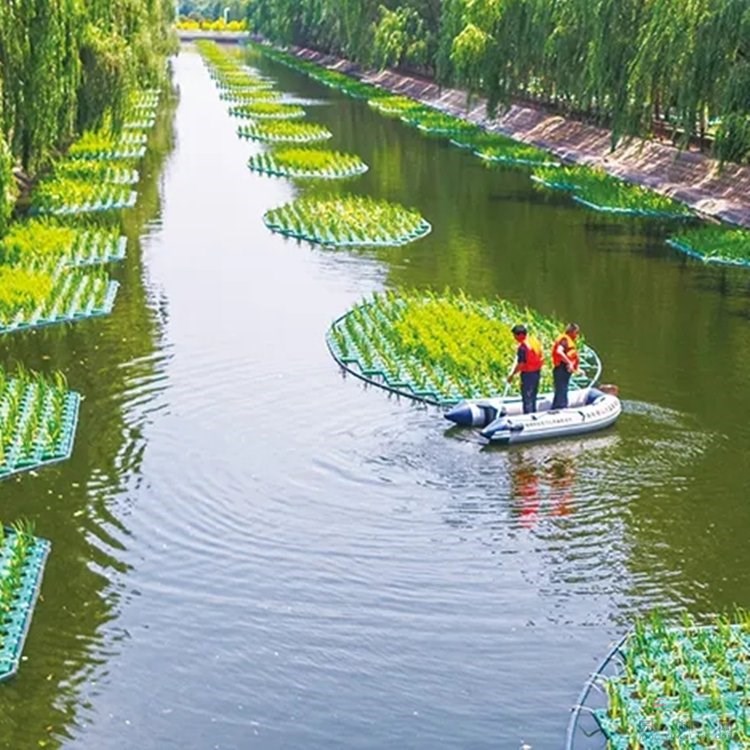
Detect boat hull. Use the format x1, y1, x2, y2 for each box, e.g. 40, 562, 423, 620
444, 389, 589, 428
480, 390, 622, 444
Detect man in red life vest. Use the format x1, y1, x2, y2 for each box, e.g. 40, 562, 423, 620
507, 324, 544, 414
551, 323, 581, 410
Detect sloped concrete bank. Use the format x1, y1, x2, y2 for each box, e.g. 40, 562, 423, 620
287, 46, 750, 229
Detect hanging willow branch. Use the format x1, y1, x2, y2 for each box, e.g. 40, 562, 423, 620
246, 0, 750, 163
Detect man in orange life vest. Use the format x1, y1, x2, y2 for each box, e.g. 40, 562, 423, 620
551, 323, 581, 410
507, 324, 544, 414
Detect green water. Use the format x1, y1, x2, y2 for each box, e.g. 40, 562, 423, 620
0, 48, 747, 749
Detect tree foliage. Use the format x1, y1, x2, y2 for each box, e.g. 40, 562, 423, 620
0, 0, 175, 226
372, 5, 429, 70
247, 0, 750, 163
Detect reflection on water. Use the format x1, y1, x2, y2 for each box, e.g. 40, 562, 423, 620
1, 47, 749, 750
509, 446, 577, 529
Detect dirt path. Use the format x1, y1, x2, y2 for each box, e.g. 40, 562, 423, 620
290, 46, 750, 229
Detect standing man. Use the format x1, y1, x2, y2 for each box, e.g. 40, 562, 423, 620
507, 324, 544, 414
551, 323, 581, 410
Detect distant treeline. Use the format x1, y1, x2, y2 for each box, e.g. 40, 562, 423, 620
178, 1, 250, 22
246, 0, 750, 163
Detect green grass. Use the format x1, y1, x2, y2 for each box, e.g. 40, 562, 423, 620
229, 102, 306, 120
403, 109, 478, 136
0, 221, 124, 266
264, 194, 431, 247
237, 121, 333, 143
667, 224, 750, 265
327, 290, 599, 404
248, 148, 368, 179
592, 610, 750, 748
0, 262, 117, 333
0, 370, 79, 476
532, 164, 692, 217
368, 95, 423, 117
31, 178, 135, 215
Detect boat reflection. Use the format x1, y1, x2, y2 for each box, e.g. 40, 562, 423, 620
508, 435, 619, 529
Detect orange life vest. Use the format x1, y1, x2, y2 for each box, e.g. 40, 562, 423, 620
552, 333, 580, 370
518, 336, 543, 373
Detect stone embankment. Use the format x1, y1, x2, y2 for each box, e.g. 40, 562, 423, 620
291, 46, 750, 229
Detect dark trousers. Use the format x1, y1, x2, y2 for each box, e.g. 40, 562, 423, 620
520, 370, 540, 414
552, 364, 571, 409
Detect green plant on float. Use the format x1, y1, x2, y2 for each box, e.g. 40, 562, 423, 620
30, 177, 134, 214
475, 141, 558, 167
237, 121, 333, 144
402, 109, 477, 136
531, 164, 692, 216
252, 45, 384, 100
229, 102, 306, 120
0, 220, 122, 266
0, 262, 115, 332
327, 289, 597, 404
0, 267, 54, 319
368, 95, 423, 117
264, 194, 430, 247
220, 89, 281, 103
591, 609, 750, 746
54, 160, 139, 184
67, 130, 147, 159
668, 224, 750, 265
247, 148, 367, 179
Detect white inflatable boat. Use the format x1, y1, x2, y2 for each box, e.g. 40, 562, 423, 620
444, 388, 621, 445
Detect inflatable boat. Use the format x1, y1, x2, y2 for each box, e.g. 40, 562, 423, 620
444, 388, 621, 445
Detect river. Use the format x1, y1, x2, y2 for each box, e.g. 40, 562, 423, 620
0, 47, 748, 750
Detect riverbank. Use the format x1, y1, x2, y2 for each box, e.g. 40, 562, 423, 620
286, 46, 750, 229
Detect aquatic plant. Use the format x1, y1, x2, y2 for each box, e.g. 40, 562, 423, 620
667, 224, 750, 267
0, 221, 125, 267
0, 267, 53, 318
448, 128, 507, 150
0, 516, 52, 679
55, 161, 140, 185
0, 369, 80, 478
220, 89, 280, 103
532, 165, 692, 218
123, 117, 156, 131
67, 131, 147, 161
237, 121, 333, 144
214, 72, 271, 90
368, 95, 423, 117
229, 102, 306, 120
589, 611, 750, 749
248, 148, 368, 179
30, 177, 136, 216
0, 262, 118, 333
473, 135, 559, 168
402, 109, 478, 136
264, 195, 431, 247
253, 44, 385, 99
129, 91, 161, 112
326, 289, 600, 404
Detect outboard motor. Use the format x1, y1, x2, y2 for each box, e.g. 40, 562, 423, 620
444, 401, 499, 428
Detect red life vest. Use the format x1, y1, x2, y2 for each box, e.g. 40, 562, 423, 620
552, 333, 580, 370
518, 336, 543, 373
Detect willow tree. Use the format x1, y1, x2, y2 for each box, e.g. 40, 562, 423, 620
372, 5, 429, 70
246, 0, 750, 163
0, 0, 174, 228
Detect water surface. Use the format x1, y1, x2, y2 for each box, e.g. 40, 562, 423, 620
0, 48, 748, 750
